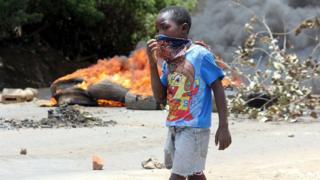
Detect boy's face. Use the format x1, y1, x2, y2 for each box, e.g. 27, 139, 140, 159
156, 11, 189, 39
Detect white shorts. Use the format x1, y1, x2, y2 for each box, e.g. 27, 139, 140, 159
164, 126, 210, 177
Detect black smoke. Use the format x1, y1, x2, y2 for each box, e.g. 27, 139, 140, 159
288, 0, 320, 8
190, 0, 320, 61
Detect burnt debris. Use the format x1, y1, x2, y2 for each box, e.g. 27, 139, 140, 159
0, 104, 117, 129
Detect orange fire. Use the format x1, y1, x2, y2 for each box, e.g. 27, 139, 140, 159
52, 48, 240, 106
215, 55, 242, 88
97, 99, 124, 107
50, 97, 58, 106
52, 48, 159, 106
222, 76, 241, 87
55, 48, 155, 96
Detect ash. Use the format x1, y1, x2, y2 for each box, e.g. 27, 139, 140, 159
0, 104, 117, 129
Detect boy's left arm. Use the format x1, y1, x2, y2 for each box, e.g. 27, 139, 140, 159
211, 79, 232, 150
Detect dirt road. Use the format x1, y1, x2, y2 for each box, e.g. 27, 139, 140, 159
0, 102, 319, 180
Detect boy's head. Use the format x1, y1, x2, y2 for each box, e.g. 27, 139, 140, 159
156, 6, 191, 39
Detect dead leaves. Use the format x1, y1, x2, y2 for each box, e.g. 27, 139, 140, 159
295, 17, 320, 36
230, 16, 320, 121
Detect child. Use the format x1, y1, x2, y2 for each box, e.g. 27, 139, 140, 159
147, 6, 232, 180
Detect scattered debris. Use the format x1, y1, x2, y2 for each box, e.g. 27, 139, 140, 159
1, 88, 38, 104
310, 111, 318, 119
92, 155, 104, 170
289, 119, 298, 123
0, 104, 117, 129
20, 148, 27, 155
288, 134, 295, 138
141, 158, 165, 169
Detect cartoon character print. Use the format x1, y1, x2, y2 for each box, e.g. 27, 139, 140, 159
166, 58, 200, 121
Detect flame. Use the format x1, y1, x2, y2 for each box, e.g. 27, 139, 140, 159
54, 48, 157, 97
97, 99, 124, 107
52, 48, 241, 106
50, 97, 58, 106
215, 54, 242, 88
222, 76, 241, 87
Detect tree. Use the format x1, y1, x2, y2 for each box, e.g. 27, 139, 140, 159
0, 0, 42, 39
0, 0, 197, 58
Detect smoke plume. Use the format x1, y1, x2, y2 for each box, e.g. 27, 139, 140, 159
190, 0, 320, 61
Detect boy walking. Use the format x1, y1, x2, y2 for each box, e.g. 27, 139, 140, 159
147, 6, 232, 180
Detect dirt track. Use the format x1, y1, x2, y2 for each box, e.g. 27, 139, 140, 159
0, 102, 320, 180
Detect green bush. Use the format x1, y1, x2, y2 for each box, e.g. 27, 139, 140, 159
0, 0, 197, 58
0, 0, 42, 39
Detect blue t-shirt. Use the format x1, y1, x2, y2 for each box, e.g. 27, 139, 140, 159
160, 44, 225, 128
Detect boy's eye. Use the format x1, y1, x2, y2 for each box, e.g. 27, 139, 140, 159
162, 24, 170, 30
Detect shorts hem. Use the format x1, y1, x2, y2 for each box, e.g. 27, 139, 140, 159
171, 169, 205, 177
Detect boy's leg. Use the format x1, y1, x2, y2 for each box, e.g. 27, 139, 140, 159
171, 127, 210, 177
170, 173, 208, 180
187, 173, 207, 180
164, 128, 175, 169
165, 127, 186, 180
170, 173, 186, 180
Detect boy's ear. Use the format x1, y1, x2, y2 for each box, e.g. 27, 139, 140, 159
181, 23, 190, 34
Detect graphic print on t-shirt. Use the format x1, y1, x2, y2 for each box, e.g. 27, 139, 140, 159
160, 44, 225, 128
166, 60, 199, 121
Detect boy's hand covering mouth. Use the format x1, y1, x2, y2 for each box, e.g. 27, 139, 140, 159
147, 39, 159, 64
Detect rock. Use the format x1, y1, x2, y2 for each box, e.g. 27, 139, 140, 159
310, 111, 318, 119
288, 134, 295, 138
103, 120, 117, 126
20, 148, 27, 155
141, 158, 165, 169
92, 155, 104, 170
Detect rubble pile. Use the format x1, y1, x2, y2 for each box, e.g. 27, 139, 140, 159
0, 104, 117, 129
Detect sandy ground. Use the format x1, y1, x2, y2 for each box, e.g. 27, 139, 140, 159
0, 101, 320, 180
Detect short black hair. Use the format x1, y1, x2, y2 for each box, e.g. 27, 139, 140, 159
159, 6, 192, 32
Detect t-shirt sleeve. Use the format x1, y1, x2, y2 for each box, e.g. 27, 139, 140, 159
200, 53, 225, 86
160, 62, 168, 87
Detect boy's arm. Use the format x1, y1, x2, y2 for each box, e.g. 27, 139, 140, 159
147, 39, 167, 105
211, 79, 232, 150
